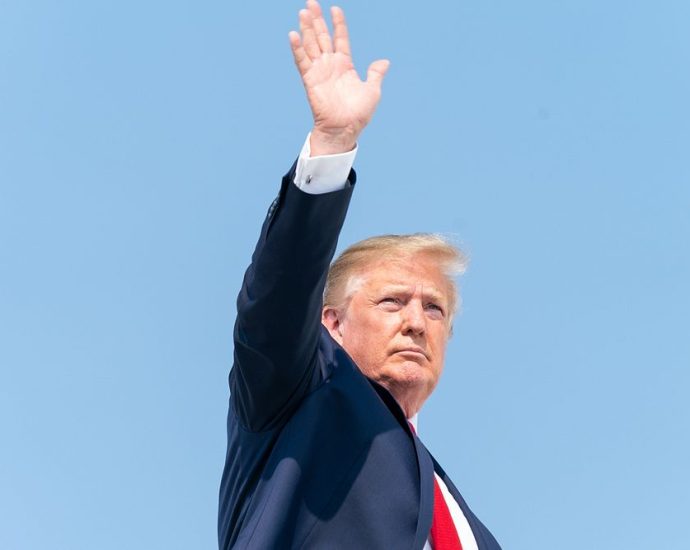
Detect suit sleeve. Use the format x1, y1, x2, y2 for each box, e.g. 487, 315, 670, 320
230, 162, 356, 432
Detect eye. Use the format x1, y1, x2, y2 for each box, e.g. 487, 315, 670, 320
425, 302, 445, 317
378, 296, 403, 310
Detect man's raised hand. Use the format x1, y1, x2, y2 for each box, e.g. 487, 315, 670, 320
289, 1, 390, 156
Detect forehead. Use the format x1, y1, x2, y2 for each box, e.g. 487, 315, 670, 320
354, 254, 451, 299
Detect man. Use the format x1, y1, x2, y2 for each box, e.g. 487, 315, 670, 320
218, 2, 502, 548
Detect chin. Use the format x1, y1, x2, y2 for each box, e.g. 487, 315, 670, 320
395, 361, 431, 382
380, 362, 435, 402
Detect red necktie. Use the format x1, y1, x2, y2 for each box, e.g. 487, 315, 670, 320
408, 422, 463, 550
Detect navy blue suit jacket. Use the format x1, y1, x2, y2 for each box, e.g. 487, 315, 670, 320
218, 164, 502, 549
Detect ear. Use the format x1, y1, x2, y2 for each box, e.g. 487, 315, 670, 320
321, 306, 344, 345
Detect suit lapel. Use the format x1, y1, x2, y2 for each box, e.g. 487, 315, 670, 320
410, 431, 435, 549
367, 379, 434, 550
362, 377, 501, 550
429, 454, 501, 550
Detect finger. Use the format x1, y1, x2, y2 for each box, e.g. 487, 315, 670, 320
299, 8, 321, 60
331, 6, 351, 57
307, 0, 333, 54
289, 31, 312, 75
366, 59, 390, 88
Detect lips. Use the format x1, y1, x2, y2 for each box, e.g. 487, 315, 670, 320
393, 347, 429, 360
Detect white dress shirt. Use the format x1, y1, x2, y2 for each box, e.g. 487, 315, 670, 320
294, 134, 478, 550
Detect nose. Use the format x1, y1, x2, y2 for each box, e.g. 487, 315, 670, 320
401, 300, 426, 336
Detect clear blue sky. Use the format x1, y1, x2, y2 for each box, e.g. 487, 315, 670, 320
1, 1, 688, 548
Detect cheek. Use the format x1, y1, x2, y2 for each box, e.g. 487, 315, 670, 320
431, 334, 449, 374
340, 316, 390, 365
342, 321, 376, 354
343, 310, 382, 340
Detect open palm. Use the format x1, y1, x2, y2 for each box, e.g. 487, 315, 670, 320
289, 1, 389, 154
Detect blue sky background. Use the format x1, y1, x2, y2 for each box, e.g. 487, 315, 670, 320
1, 1, 688, 548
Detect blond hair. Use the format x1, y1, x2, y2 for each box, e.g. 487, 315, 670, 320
324, 234, 467, 318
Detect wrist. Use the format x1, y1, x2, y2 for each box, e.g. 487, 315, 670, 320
309, 127, 357, 156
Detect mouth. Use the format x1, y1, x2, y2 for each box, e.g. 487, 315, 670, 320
393, 347, 429, 361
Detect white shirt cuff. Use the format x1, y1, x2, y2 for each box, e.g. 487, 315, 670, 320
293, 133, 357, 194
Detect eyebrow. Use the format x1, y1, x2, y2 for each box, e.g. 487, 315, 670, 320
375, 284, 447, 303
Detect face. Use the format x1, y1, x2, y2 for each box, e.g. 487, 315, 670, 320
322, 253, 452, 417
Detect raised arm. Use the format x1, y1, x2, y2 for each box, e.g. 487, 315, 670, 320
230, 1, 389, 431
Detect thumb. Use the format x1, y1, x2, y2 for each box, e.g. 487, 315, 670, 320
366, 59, 390, 87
